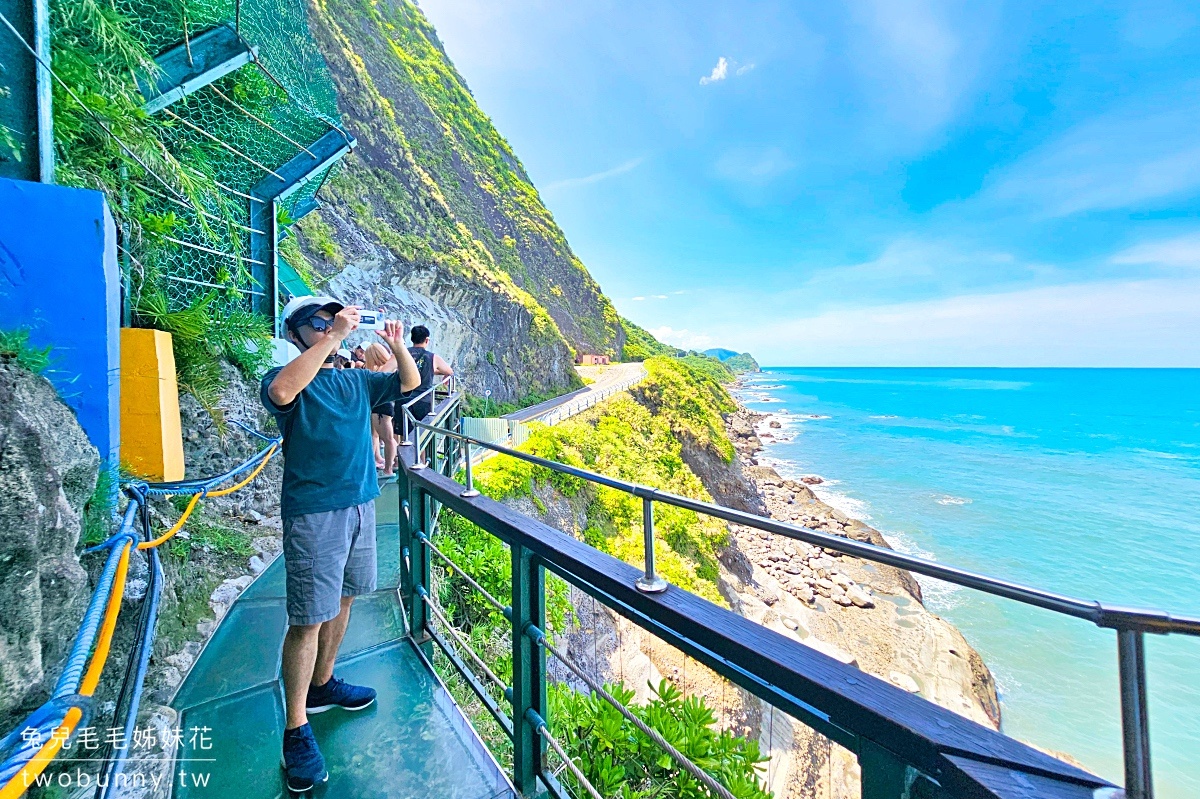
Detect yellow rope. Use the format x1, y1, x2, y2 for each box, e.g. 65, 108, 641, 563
80, 541, 132, 695
0, 443, 277, 797
137, 444, 277, 550
136, 491, 202, 551
0, 541, 132, 799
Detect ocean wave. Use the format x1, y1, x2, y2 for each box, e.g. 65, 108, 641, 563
935, 496, 972, 506
876, 529, 966, 610
869, 415, 899, 419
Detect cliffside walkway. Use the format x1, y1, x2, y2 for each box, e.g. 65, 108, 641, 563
127, 382, 1200, 799
504, 362, 646, 424
169, 481, 515, 799
153, 383, 1197, 799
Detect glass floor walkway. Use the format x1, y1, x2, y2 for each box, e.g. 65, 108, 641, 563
170, 483, 516, 799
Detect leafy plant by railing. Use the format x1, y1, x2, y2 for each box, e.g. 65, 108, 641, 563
133, 286, 271, 416
550, 681, 770, 799
434, 510, 770, 799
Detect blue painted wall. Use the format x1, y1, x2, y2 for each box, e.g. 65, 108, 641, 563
0, 178, 120, 463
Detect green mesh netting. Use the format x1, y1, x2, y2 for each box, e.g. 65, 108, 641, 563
112, 0, 343, 312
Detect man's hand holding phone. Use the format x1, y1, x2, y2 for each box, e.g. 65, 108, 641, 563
331, 306, 361, 341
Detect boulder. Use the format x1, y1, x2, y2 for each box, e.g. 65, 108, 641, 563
0, 364, 96, 729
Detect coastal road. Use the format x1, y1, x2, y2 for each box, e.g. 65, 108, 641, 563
505, 362, 647, 423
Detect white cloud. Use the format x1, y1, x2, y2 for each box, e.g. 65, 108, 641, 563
653, 294, 668, 299
714, 147, 795, 185
699, 57, 729, 85
988, 94, 1200, 217
847, 0, 974, 137
544, 157, 645, 192
1110, 234, 1200, 268
648, 326, 714, 351
739, 278, 1200, 366
630, 296, 646, 301
735, 63, 756, 76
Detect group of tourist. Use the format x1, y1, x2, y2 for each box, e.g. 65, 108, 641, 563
259, 295, 453, 791
344, 325, 453, 475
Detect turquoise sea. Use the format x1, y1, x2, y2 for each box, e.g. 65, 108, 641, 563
735, 368, 1200, 797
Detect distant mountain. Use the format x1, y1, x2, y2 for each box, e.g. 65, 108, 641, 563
703, 349, 759, 374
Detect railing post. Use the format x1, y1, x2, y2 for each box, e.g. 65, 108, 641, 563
635, 496, 667, 593
1118, 629, 1153, 799
511, 543, 547, 795
405, 479, 432, 655
462, 440, 480, 498
859, 740, 925, 799
399, 408, 413, 447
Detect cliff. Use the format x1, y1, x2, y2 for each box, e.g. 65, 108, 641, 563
0, 363, 95, 732
704, 348, 762, 374
286, 0, 623, 402
456, 357, 1001, 799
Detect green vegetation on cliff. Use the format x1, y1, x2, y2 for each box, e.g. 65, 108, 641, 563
431, 356, 769, 799
302, 0, 621, 357
621, 317, 680, 361
702, 348, 760, 375
458, 356, 737, 602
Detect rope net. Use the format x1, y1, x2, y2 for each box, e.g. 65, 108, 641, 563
108, 0, 343, 312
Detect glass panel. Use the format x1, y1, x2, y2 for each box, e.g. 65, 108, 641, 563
172, 598, 287, 709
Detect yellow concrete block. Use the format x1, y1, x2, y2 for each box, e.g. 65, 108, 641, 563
120, 328, 185, 482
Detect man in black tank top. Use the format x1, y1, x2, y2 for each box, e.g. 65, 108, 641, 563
400, 325, 453, 424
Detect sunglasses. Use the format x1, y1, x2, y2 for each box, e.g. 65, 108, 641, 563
303, 316, 335, 332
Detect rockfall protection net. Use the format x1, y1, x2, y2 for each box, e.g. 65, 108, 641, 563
111, 0, 343, 312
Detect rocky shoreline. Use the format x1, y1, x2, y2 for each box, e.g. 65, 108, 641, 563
706, 397, 1002, 798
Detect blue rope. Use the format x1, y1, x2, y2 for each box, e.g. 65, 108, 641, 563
95, 490, 163, 798
137, 434, 280, 496
54, 507, 138, 699
0, 695, 93, 784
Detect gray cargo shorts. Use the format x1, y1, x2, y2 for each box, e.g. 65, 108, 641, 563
282, 501, 377, 626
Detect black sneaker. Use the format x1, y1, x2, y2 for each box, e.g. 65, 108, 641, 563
281, 723, 328, 793
306, 675, 377, 714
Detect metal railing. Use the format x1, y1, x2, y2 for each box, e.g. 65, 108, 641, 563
532, 368, 646, 426
398, 390, 1199, 799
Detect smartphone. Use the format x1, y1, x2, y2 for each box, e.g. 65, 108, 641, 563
358, 309, 385, 330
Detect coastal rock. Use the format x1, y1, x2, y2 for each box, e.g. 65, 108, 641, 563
0, 363, 95, 731
800, 475, 824, 485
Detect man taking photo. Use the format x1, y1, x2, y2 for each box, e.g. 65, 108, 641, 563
260, 296, 421, 792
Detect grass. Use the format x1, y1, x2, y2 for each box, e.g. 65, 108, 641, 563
80, 467, 116, 547
0, 329, 52, 373
163, 502, 256, 560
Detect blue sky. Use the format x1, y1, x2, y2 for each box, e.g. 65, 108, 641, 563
418, 0, 1200, 366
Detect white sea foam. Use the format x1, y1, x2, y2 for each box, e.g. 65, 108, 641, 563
882, 529, 966, 610
935, 496, 972, 506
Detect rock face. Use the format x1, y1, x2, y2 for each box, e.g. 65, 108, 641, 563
178, 362, 283, 518
507, 390, 1003, 799
294, 0, 623, 401
0, 363, 96, 730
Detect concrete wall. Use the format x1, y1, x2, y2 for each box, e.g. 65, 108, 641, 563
0, 178, 120, 463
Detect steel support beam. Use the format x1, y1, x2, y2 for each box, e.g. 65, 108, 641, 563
138, 25, 256, 114
0, 0, 53, 181
250, 128, 355, 333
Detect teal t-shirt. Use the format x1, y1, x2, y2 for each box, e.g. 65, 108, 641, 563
261, 366, 404, 518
